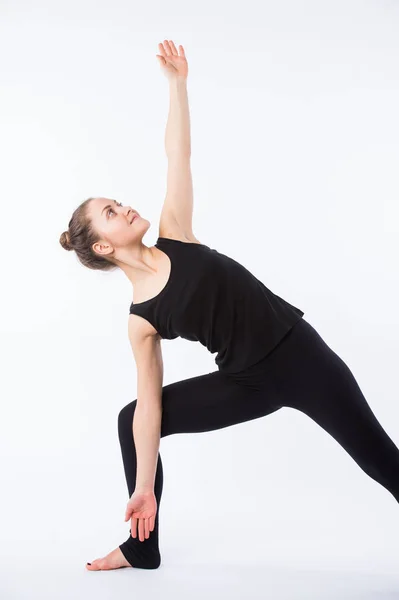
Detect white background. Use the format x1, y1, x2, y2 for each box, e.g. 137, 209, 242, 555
1, 0, 399, 598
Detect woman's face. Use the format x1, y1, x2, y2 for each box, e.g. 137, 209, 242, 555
88, 197, 149, 257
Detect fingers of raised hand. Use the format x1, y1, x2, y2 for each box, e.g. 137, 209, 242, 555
158, 40, 185, 58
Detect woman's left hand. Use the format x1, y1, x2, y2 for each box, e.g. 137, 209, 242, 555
156, 39, 188, 81
124, 489, 157, 542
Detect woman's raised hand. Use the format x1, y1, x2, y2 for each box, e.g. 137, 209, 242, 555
156, 39, 188, 81
124, 489, 157, 542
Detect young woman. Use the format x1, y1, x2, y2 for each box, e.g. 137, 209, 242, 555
60, 40, 399, 571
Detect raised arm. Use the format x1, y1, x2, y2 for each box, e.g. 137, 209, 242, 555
157, 40, 196, 241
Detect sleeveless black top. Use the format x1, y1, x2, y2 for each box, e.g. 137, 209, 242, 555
129, 237, 304, 374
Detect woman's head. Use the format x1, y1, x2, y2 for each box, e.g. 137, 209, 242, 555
59, 196, 149, 270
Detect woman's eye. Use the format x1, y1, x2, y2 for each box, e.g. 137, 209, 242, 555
107, 202, 123, 217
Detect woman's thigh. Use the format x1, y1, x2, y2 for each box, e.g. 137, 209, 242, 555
160, 368, 282, 438
263, 319, 399, 490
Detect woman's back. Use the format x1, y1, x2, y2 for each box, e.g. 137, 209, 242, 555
129, 236, 304, 374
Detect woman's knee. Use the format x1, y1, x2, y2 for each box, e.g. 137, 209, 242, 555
118, 399, 137, 433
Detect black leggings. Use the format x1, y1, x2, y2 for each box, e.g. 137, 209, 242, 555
117, 318, 399, 569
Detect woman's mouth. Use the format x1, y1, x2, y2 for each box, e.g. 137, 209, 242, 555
130, 214, 139, 224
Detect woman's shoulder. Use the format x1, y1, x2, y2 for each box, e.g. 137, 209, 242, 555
158, 218, 202, 244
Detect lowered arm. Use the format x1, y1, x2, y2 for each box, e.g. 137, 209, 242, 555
128, 316, 164, 492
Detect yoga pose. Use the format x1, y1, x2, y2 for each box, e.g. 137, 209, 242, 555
59, 40, 399, 571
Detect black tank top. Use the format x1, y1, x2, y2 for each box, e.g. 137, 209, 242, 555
129, 237, 304, 374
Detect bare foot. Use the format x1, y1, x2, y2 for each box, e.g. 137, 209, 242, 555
86, 546, 131, 570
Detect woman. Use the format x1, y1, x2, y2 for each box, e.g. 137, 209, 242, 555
60, 40, 399, 571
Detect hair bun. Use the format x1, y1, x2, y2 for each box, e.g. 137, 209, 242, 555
60, 230, 73, 251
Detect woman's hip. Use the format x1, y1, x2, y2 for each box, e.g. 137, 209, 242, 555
236, 318, 358, 402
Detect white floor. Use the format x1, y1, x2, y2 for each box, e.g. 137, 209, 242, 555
3, 525, 398, 600
2, 555, 398, 600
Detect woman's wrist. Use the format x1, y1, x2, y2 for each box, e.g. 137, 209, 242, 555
168, 76, 187, 86
133, 485, 154, 495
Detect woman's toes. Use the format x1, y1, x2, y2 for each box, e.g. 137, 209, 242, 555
86, 548, 131, 571
86, 559, 103, 570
